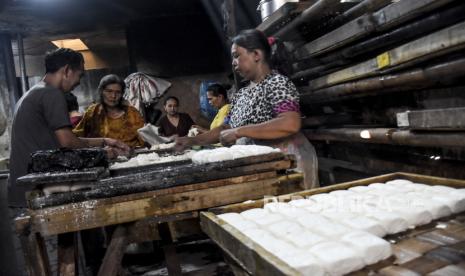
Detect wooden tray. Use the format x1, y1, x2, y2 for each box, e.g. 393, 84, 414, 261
201, 172, 465, 275
28, 152, 294, 209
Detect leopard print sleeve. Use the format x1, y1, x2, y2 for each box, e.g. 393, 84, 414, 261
266, 74, 300, 116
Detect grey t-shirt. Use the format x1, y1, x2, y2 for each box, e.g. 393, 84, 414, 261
9, 81, 71, 207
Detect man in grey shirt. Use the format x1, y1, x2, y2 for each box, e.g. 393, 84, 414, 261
8, 48, 130, 275
9, 48, 130, 206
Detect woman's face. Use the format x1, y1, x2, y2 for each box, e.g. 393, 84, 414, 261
102, 83, 123, 108
207, 91, 224, 109
164, 99, 179, 116
231, 43, 258, 81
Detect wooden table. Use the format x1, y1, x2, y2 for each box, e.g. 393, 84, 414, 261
15, 153, 304, 276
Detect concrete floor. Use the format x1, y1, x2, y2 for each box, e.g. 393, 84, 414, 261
121, 239, 234, 276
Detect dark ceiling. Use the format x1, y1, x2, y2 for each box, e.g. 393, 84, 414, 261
0, 0, 261, 57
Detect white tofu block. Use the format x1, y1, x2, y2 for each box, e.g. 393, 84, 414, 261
309, 193, 338, 203
309, 220, 352, 238
267, 220, 303, 236
381, 196, 433, 226
404, 193, 452, 219
426, 185, 457, 194
288, 198, 316, 208
264, 202, 289, 213
385, 179, 413, 186
286, 230, 326, 248
304, 202, 329, 213
431, 194, 465, 213
340, 232, 392, 265
240, 208, 270, 221
281, 251, 326, 276
364, 209, 409, 234
385, 179, 416, 192
218, 213, 258, 231
368, 183, 397, 191
310, 241, 364, 276
252, 213, 285, 226
241, 228, 271, 241
348, 186, 372, 193
340, 216, 386, 237
321, 210, 357, 222
329, 190, 358, 197
265, 203, 309, 219
260, 239, 298, 259
407, 183, 432, 192
297, 213, 332, 229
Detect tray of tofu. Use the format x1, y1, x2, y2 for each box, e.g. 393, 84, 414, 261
200, 172, 465, 276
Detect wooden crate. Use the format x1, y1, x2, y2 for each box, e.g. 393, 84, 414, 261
201, 172, 465, 275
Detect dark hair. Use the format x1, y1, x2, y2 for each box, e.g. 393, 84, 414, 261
45, 48, 84, 73
207, 83, 230, 102
232, 29, 271, 65
98, 74, 125, 109
64, 92, 79, 112
164, 96, 179, 106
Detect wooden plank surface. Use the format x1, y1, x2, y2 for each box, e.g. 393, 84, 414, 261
295, 0, 455, 59
17, 167, 108, 186
308, 21, 465, 90
30, 173, 303, 236
201, 212, 299, 276
29, 157, 293, 209
397, 107, 465, 130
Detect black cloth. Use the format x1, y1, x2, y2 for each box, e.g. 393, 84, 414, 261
9, 81, 71, 207
156, 113, 194, 137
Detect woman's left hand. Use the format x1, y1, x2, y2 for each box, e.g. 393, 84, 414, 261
220, 128, 240, 146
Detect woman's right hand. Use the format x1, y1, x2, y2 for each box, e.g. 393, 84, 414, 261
174, 136, 193, 152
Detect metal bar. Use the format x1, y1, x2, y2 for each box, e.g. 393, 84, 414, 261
274, 0, 341, 40
17, 33, 28, 94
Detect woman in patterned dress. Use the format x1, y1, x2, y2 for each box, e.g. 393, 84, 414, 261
73, 74, 145, 148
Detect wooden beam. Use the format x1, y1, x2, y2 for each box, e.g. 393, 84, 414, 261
300, 58, 465, 104
308, 21, 465, 90
295, 0, 455, 59
97, 225, 129, 276
30, 174, 303, 236
57, 233, 77, 276
397, 107, 465, 130
304, 128, 465, 148
15, 216, 50, 276
292, 3, 465, 80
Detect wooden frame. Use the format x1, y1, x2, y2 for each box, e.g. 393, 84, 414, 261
17, 170, 303, 276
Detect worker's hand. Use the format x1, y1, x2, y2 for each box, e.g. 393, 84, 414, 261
191, 125, 207, 134
174, 136, 192, 152
103, 138, 131, 157
219, 128, 239, 146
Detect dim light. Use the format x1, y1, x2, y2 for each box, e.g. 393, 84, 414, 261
51, 39, 89, 51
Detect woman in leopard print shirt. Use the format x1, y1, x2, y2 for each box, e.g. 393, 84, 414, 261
176, 29, 318, 188
177, 29, 301, 146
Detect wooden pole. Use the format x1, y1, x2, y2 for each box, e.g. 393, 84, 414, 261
304, 128, 465, 148
300, 57, 465, 104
